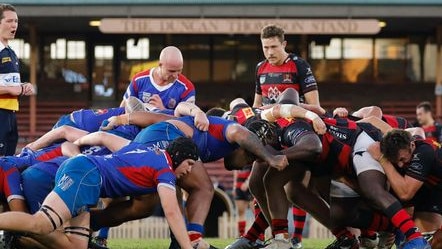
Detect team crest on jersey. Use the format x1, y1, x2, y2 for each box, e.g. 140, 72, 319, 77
260, 75, 266, 84
93, 109, 109, 115
283, 73, 292, 83
168, 98, 177, 109
1, 57, 11, 63
142, 92, 152, 103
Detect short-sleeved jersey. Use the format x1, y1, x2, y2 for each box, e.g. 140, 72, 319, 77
134, 116, 239, 163
255, 54, 318, 105
403, 139, 442, 189
0, 44, 21, 111
70, 107, 125, 132
123, 68, 195, 114
278, 118, 316, 148
85, 142, 176, 198
0, 160, 24, 203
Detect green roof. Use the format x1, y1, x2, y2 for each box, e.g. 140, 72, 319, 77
7, 0, 442, 5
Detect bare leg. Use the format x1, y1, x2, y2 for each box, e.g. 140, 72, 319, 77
177, 161, 214, 228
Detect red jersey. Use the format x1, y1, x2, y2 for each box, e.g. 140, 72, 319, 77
255, 54, 318, 105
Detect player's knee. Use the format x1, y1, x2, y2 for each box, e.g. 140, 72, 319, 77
31, 212, 58, 235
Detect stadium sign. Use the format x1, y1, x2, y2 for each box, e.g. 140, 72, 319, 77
99, 18, 381, 35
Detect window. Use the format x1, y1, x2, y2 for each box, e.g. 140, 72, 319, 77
94, 45, 113, 59
9, 39, 30, 59
126, 38, 150, 59
50, 39, 86, 59
343, 39, 372, 59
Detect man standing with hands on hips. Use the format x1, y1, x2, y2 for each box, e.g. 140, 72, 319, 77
0, 3, 35, 156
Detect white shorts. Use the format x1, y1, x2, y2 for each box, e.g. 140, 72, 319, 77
330, 180, 359, 198
352, 131, 385, 176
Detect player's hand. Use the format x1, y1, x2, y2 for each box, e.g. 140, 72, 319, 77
367, 142, 382, 161
194, 111, 209, 131
148, 94, 165, 110
333, 107, 348, 118
22, 83, 36, 95
267, 154, 289, 171
311, 116, 327, 135
100, 117, 118, 131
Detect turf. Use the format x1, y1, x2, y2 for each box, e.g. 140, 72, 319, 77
107, 238, 333, 248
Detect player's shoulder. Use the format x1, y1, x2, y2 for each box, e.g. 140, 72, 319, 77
176, 74, 195, 88
132, 69, 152, 81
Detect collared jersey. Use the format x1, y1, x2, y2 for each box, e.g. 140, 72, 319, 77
0, 43, 20, 111
85, 142, 177, 198
255, 54, 318, 105
123, 68, 195, 114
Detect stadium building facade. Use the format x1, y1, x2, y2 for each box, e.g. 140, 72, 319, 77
8, 0, 442, 112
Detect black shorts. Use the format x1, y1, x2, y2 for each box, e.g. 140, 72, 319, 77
411, 185, 442, 214
0, 109, 18, 156
281, 119, 316, 147
234, 188, 252, 201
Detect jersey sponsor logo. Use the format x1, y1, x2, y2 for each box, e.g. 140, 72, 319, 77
306, 67, 313, 75
57, 174, 74, 191
328, 126, 348, 140
283, 73, 292, 83
167, 98, 177, 109
259, 75, 266, 84
0, 73, 21, 85
1, 57, 11, 63
304, 75, 316, 84
410, 162, 423, 171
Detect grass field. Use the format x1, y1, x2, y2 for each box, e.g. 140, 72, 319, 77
107, 238, 333, 248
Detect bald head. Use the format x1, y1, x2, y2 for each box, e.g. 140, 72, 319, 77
156, 46, 184, 85
159, 46, 183, 68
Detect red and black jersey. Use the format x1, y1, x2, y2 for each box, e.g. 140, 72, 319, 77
404, 139, 442, 189
255, 54, 318, 105
382, 114, 412, 129
234, 165, 252, 189
421, 123, 442, 145
319, 118, 361, 177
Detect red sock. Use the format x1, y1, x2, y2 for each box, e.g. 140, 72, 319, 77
244, 211, 269, 242
271, 219, 288, 236
252, 199, 265, 241
238, 220, 246, 237
384, 202, 421, 241
292, 206, 306, 241
390, 209, 421, 240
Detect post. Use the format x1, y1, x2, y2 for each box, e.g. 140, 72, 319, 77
435, 26, 442, 120
29, 25, 38, 135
